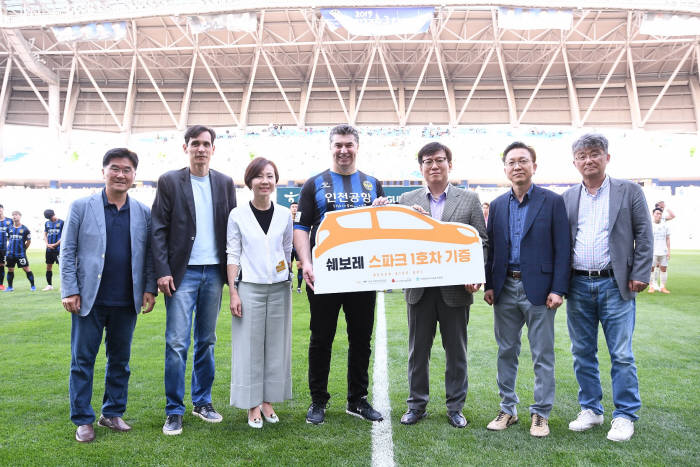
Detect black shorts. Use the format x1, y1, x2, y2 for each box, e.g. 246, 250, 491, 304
6, 255, 29, 268
0, 250, 5, 264
46, 249, 60, 264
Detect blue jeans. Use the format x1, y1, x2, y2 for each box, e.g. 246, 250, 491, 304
164, 265, 223, 415
566, 275, 640, 421
69, 305, 137, 426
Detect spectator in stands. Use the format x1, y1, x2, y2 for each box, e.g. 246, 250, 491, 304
563, 133, 652, 442
483, 142, 569, 437
482, 202, 490, 224
5, 211, 36, 291
649, 207, 671, 294
293, 124, 385, 425
226, 157, 293, 428
151, 125, 237, 436
42, 209, 64, 291
397, 142, 487, 429
655, 201, 675, 221
0, 204, 11, 290
60, 148, 156, 443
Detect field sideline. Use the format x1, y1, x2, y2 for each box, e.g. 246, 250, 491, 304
1, 251, 698, 465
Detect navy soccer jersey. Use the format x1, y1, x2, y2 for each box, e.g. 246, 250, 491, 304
7, 224, 31, 257
294, 169, 384, 249
0, 217, 11, 250
45, 218, 64, 250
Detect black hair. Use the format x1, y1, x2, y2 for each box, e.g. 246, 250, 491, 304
102, 148, 138, 169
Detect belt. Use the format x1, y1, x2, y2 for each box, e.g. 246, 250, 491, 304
506, 270, 522, 280
573, 269, 614, 278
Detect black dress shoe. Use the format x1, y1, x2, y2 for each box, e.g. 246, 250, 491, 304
400, 409, 427, 425
447, 410, 468, 428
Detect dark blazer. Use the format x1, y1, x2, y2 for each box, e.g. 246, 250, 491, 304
562, 177, 652, 301
399, 185, 487, 308
485, 184, 570, 306
151, 167, 237, 289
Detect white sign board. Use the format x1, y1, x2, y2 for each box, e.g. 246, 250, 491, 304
312, 205, 485, 294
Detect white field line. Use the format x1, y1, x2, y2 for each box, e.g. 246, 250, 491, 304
371, 292, 395, 467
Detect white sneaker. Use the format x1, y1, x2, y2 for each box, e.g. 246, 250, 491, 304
42, 285, 54, 291
607, 417, 634, 442
569, 409, 604, 432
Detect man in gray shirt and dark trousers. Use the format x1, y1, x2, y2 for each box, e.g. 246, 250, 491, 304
397, 142, 487, 429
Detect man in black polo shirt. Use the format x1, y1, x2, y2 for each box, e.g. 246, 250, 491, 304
61, 148, 156, 443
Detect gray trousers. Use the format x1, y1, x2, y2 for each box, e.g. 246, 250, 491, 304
407, 287, 469, 412
493, 277, 556, 418
230, 281, 293, 409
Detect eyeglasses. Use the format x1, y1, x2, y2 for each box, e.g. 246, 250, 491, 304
107, 166, 133, 175
421, 157, 448, 166
505, 159, 532, 168
574, 151, 605, 162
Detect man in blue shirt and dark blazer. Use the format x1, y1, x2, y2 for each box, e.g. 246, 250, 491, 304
61, 148, 156, 443
484, 141, 570, 437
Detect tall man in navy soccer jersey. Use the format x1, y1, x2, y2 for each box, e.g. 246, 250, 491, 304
43, 209, 64, 291
0, 204, 12, 290
293, 124, 385, 425
5, 211, 36, 292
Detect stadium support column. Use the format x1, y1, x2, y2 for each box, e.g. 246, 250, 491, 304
625, 79, 641, 129
48, 84, 60, 139
689, 75, 700, 136
398, 84, 406, 127
562, 45, 581, 127
61, 55, 79, 148
348, 82, 356, 126
0, 58, 11, 159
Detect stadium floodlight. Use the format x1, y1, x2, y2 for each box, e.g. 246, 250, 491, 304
497, 8, 572, 30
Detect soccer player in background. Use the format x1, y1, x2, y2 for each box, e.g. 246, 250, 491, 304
649, 207, 671, 294
43, 209, 64, 291
0, 204, 12, 290
5, 210, 36, 291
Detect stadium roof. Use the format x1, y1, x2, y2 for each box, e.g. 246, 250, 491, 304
0, 1, 699, 134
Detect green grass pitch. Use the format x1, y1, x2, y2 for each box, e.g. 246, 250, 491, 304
0, 251, 698, 465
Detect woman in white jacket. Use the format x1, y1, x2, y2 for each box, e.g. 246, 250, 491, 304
226, 157, 293, 428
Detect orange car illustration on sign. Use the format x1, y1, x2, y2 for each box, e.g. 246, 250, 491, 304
314, 205, 480, 258
311, 204, 484, 294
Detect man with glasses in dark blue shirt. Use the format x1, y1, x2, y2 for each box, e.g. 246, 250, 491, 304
5, 210, 36, 292
61, 147, 156, 443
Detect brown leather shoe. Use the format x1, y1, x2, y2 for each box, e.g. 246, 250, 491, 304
75, 424, 95, 443
97, 415, 132, 432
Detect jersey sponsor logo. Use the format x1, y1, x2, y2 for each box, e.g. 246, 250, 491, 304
362, 180, 373, 191
320, 182, 331, 189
